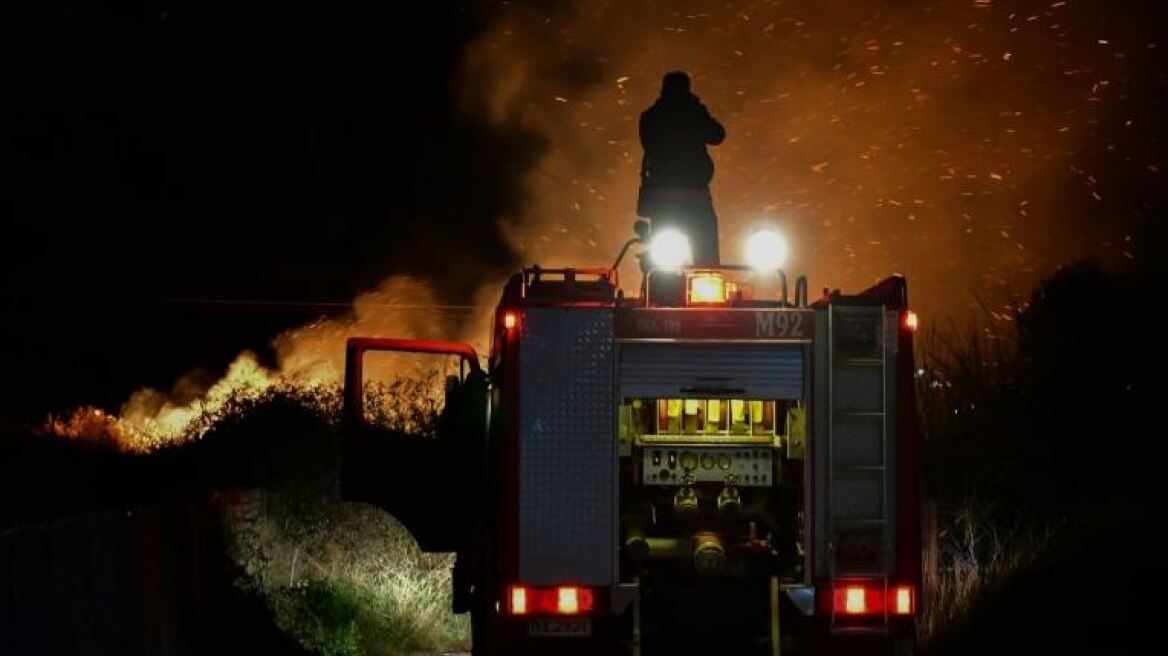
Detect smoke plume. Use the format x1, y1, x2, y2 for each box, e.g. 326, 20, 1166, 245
46, 0, 1166, 448
462, 0, 1164, 316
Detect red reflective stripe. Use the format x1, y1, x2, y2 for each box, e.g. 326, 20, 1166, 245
895, 317, 923, 601
499, 319, 520, 585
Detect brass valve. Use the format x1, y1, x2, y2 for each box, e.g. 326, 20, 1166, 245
717, 485, 741, 514
673, 485, 699, 518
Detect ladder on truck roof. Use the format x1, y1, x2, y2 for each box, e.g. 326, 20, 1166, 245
827, 303, 893, 633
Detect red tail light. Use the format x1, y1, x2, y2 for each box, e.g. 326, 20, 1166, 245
503, 311, 519, 330
507, 585, 595, 616
843, 586, 868, 614
509, 586, 528, 615
892, 585, 914, 615
831, 583, 916, 616
557, 586, 588, 614
834, 585, 878, 615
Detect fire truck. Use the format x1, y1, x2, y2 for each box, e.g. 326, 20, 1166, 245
342, 226, 921, 655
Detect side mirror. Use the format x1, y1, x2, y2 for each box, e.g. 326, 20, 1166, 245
633, 219, 650, 241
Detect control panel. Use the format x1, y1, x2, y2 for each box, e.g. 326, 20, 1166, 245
640, 447, 775, 487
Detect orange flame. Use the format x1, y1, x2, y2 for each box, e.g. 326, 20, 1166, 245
48, 276, 499, 452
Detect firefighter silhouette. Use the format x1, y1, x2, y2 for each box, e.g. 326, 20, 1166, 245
638, 71, 726, 266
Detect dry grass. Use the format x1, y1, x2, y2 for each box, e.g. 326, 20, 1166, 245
915, 306, 1061, 648
228, 490, 468, 656
919, 502, 1056, 648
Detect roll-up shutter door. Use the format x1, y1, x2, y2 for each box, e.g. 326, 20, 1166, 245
619, 343, 804, 399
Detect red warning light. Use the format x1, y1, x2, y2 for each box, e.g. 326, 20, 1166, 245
504, 311, 518, 330
904, 310, 919, 332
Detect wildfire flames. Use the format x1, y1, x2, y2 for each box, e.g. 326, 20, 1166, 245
46, 277, 498, 452
47, 354, 277, 452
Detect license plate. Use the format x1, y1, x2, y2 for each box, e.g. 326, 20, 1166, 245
527, 618, 592, 637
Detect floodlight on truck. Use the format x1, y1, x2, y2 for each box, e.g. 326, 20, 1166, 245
648, 228, 692, 272
743, 228, 789, 272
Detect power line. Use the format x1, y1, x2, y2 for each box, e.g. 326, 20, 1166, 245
136, 297, 489, 311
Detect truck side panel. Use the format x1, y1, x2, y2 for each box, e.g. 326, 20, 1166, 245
518, 308, 617, 586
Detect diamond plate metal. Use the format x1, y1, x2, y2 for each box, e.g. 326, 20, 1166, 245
518, 308, 615, 585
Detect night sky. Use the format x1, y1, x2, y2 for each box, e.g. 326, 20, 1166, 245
2, 2, 540, 418
2, 0, 1165, 422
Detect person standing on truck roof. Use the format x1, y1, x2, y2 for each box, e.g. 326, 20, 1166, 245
638, 71, 726, 266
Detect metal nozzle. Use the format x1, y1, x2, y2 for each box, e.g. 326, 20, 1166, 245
692, 532, 727, 576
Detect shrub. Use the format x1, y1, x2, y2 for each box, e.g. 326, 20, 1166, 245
214, 380, 469, 656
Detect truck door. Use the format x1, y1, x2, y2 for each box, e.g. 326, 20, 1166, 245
341, 337, 487, 553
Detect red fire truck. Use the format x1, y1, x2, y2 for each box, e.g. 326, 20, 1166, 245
342, 228, 921, 655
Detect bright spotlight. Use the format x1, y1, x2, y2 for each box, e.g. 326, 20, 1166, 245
743, 229, 789, 271
649, 229, 692, 272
